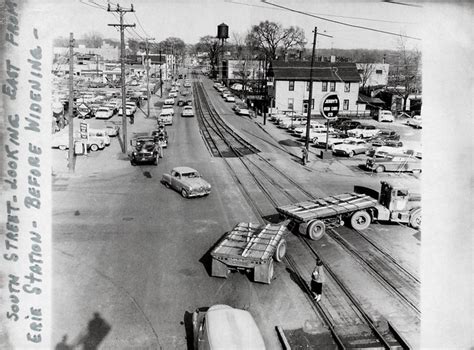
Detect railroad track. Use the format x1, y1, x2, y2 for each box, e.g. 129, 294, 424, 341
192, 73, 414, 348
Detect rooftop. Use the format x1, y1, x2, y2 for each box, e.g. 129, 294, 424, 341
269, 61, 360, 83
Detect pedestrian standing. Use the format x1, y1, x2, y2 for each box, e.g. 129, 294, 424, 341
311, 258, 325, 302
301, 147, 308, 165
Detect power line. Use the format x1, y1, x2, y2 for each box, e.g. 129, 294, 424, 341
225, 0, 417, 24
261, 0, 421, 41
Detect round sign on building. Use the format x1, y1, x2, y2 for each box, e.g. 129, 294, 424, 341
320, 92, 340, 120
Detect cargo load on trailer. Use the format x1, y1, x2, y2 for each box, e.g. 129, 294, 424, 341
210, 222, 288, 284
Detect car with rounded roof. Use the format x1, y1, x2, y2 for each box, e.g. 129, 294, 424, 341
332, 138, 370, 157
192, 305, 265, 350
313, 132, 350, 149
347, 124, 380, 138
161, 166, 211, 198
181, 106, 194, 117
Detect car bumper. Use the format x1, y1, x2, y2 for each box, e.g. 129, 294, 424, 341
188, 189, 211, 197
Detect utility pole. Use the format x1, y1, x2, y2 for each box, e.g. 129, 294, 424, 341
68, 32, 75, 172
144, 37, 155, 118
304, 27, 318, 156
108, 3, 135, 154
159, 44, 163, 98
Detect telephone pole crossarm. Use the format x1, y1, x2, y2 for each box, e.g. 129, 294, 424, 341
107, 4, 135, 154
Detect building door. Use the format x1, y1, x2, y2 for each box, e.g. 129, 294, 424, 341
303, 102, 309, 114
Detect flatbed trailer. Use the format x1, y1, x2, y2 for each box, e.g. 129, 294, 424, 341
277, 192, 378, 240
210, 223, 288, 284
277, 182, 421, 240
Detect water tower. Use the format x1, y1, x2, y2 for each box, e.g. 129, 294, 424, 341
217, 23, 229, 80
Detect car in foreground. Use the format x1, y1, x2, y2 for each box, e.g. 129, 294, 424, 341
181, 106, 194, 117
192, 305, 265, 350
347, 124, 380, 138
365, 153, 422, 173
161, 166, 211, 198
129, 137, 160, 165
332, 138, 370, 157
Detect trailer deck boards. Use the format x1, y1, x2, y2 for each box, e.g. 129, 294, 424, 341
276, 192, 378, 222
211, 223, 287, 262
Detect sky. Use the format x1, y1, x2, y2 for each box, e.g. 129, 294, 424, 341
40, 0, 428, 51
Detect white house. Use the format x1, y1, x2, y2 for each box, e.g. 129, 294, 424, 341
356, 63, 389, 88
268, 61, 364, 117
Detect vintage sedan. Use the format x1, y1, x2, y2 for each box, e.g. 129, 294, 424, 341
366, 153, 422, 173
347, 124, 380, 138
162, 167, 211, 198
181, 106, 195, 117
313, 132, 350, 149
129, 137, 160, 165
332, 138, 370, 157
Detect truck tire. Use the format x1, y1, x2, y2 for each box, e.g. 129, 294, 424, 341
274, 239, 287, 262
90, 144, 99, 152
409, 209, 421, 229
350, 210, 371, 230
307, 220, 326, 240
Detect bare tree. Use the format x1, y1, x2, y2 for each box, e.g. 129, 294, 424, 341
389, 36, 422, 112
246, 21, 306, 61
82, 32, 103, 48
196, 35, 221, 78
358, 63, 377, 91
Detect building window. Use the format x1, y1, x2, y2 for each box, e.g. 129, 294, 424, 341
288, 98, 294, 110
344, 82, 350, 92
289, 80, 295, 91
343, 99, 349, 110
376, 69, 383, 74
322, 81, 328, 92
330, 82, 336, 92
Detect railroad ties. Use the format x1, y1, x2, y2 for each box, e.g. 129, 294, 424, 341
192, 76, 260, 158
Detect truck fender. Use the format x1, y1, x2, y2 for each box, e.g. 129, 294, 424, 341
372, 204, 391, 222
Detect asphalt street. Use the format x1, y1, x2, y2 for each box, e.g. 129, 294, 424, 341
51, 75, 421, 349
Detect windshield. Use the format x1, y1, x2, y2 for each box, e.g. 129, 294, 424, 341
182, 172, 199, 178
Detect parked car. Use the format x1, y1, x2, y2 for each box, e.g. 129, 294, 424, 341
192, 305, 265, 350
129, 137, 160, 166
164, 97, 175, 105
313, 132, 350, 149
87, 129, 111, 146
181, 89, 190, 96
104, 124, 120, 137
221, 91, 232, 99
406, 115, 422, 129
161, 166, 211, 198
327, 117, 351, 129
169, 92, 178, 98
181, 106, 194, 117
236, 106, 250, 116
365, 153, 422, 173
332, 138, 370, 157
334, 120, 361, 132
368, 129, 402, 147
159, 109, 173, 125
294, 122, 329, 136
225, 95, 236, 102
185, 99, 193, 106
118, 106, 134, 116
95, 107, 113, 119
347, 124, 380, 138
177, 98, 185, 107
378, 110, 394, 122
